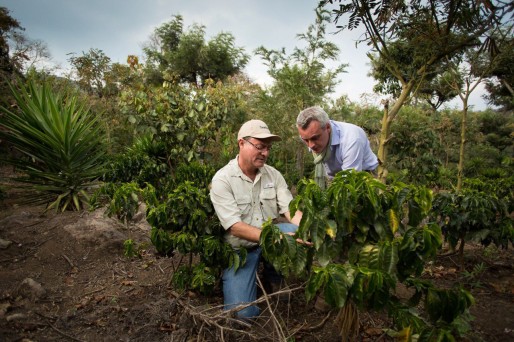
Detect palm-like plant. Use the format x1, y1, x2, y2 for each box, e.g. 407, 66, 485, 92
0, 79, 106, 211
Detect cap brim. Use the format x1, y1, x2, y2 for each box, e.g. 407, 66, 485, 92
252, 134, 282, 142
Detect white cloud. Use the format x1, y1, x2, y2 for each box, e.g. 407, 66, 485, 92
3, 0, 490, 109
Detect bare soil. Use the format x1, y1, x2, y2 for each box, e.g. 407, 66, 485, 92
0, 169, 513, 341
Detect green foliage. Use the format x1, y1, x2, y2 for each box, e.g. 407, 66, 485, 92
68, 48, 112, 97
123, 239, 146, 258
105, 182, 142, 222
464, 176, 514, 213
483, 35, 514, 111
260, 219, 311, 277
119, 76, 246, 169
254, 8, 346, 179
462, 262, 487, 289
190, 263, 217, 295
98, 158, 237, 294
143, 14, 249, 86
171, 263, 217, 295
0, 79, 106, 211
123, 239, 136, 258
0, 7, 24, 94
102, 134, 170, 190
262, 170, 472, 338
388, 107, 444, 186
147, 180, 214, 253
143, 162, 239, 293
432, 188, 514, 254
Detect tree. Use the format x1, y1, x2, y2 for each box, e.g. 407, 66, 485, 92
417, 67, 462, 111
143, 15, 249, 87
0, 7, 51, 84
69, 48, 113, 98
0, 7, 22, 76
483, 34, 514, 111
443, 23, 512, 190
320, 0, 513, 182
255, 8, 347, 179
0, 6, 24, 101
445, 50, 492, 190
69, 49, 138, 152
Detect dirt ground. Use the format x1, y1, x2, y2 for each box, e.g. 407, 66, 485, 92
0, 171, 513, 341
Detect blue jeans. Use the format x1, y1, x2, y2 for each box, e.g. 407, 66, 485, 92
222, 223, 298, 319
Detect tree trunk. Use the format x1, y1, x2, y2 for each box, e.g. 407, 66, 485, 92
458, 234, 466, 271
296, 141, 305, 179
457, 98, 468, 192
377, 101, 390, 183
376, 83, 414, 183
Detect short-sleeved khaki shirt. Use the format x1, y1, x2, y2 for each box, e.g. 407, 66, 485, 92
210, 157, 293, 249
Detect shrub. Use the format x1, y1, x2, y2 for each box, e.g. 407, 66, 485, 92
261, 170, 473, 340
0, 79, 106, 211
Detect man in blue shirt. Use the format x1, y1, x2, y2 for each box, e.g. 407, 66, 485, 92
296, 106, 379, 188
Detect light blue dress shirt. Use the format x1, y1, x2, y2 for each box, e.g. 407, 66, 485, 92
323, 120, 379, 178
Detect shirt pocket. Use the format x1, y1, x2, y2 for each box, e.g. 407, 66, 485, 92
234, 194, 252, 217
260, 188, 278, 220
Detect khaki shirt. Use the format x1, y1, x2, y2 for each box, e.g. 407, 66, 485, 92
210, 157, 293, 249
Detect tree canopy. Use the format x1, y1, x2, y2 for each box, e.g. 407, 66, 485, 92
143, 15, 250, 87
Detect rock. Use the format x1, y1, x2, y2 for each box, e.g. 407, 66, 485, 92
314, 294, 332, 313
16, 278, 46, 301
0, 211, 38, 230
0, 302, 11, 318
6, 313, 27, 322
0, 238, 12, 249
131, 203, 147, 223
63, 208, 126, 246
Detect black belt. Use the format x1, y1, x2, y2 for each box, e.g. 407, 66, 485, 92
246, 245, 260, 253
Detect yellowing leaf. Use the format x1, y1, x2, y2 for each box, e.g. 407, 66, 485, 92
326, 219, 337, 239
385, 326, 412, 341
388, 209, 399, 234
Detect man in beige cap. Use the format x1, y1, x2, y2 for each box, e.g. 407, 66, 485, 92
210, 119, 302, 319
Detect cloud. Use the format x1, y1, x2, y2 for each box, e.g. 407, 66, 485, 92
3, 0, 490, 109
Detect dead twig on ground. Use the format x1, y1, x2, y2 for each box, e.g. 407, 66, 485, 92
36, 312, 85, 342
297, 311, 333, 332
83, 286, 106, 296
62, 254, 75, 268
169, 284, 313, 341
256, 275, 287, 341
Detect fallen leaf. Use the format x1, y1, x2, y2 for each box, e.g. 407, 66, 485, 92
365, 327, 383, 336
121, 280, 137, 286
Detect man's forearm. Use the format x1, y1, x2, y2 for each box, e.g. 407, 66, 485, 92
228, 221, 262, 243
284, 211, 303, 226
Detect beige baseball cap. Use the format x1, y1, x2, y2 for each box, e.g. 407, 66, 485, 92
237, 119, 281, 141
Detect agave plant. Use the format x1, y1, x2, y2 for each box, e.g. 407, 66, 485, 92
0, 79, 106, 211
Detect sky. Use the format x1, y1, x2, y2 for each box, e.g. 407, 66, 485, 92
3, 0, 489, 110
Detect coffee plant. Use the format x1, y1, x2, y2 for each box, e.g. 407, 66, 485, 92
144, 163, 241, 295
431, 187, 514, 269
260, 170, 474, 340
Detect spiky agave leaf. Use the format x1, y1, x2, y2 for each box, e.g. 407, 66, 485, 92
0, 79, 106, 211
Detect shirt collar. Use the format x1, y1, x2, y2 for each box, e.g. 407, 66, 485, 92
229, 156, 267, 178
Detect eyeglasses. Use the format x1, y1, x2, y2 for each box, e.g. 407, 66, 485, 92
244, 139, 272, 152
